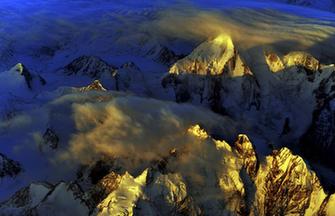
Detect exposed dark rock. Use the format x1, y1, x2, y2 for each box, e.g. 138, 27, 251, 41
79, 80, 107, 92
0, 153, 22, 178
89, 160, 115, 185
64, 56, 116, 78
146, 45, 184, 66
207, 76, 225, 114
241, 74, 261, 110
300, 72, 335, 170
155, 46, 184, 66
88, 172, 121, 205
42, 128, 59, 149
234, 134, 258, 178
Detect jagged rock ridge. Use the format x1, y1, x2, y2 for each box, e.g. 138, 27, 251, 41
147, 45, 184, 66
1, 125, 334, 215
265, 51, 320, 73
79, 80, 107, 92
64, 56, 116, 78
64, 56, 150, 95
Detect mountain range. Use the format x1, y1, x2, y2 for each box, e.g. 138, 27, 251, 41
1, 0, 335, 215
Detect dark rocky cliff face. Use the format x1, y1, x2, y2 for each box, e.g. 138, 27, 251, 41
0, 153, 22, 178
301, 71, 335, 170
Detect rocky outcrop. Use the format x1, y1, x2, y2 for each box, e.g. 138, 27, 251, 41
1, 125, 334, 215
265, 51, 320, 73
41, 128, 59, 150
88, 171, 121, 205
252, 148, 329, 215
64, 56, 116, 78
79, 80, 107, 92
283, 51, 320, 71
234, 134, 258, 178
146, 45, 183, 66
158, 46, 183, 66
264, 51, 285, 72
188, 125, 335, 215
64, 56, 150, 95
106, 126, 335, 215
0, 153, 22, 178
139, 171, 200, 216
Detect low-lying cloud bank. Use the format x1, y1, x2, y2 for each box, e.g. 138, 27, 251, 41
51, 92, 239, 170
0, 90, 240, 184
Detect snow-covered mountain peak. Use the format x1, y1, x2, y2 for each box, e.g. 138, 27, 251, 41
265, 51, 320, 72
283, 51, 320, 71
1, 119, 335, 215
12, 63, 25, 75
64, 56, 116, 78
96, 169, 148, 216
5, 63, 46, 91
79, 80, 107, 92
169, 35, 251, 77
